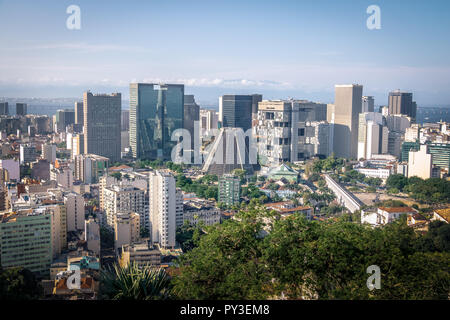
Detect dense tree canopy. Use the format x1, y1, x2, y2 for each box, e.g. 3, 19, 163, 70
172, 207, 450, 300
0, 267, 41, 300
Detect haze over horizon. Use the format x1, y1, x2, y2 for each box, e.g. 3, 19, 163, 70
1, 0, 450, 105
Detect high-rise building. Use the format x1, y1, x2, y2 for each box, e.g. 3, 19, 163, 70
200, 109, 219, 136
85, 218, 100, 255
104, 185, 146, 230
129, 83, 184, 160
386, 114, 411, 158
357, 112, 388, 160
75, 102, 84, 126
333, 84, 363, 159
83, 92, 121, 162
218, 174, 240, 206
74, 154, 109, 183
55, 109, 75, 133
0, 102, 8, 115
65, 192, 85, 232
114, 212, 140, 251
121, 110, 129, 131
388, 90, 416, 120
41, 144, 57, 164
405, 124, 420, 142
362, 96, 375, 113
20, 144, 37, 164
149, 171, 177, 249
408, 145, 432, 179
254, 100, 331, 167
72, 133, 84, 159
184, 95, 200, 156
219, 95, 262, 132
16, 103, 27, 116
0, 210, 52, 277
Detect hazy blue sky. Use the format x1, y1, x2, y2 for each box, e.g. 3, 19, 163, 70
0, 0, 449, 105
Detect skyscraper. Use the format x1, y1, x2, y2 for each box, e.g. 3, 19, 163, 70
357, 112, 388, 160
219, 94, 261, 132
184, 95, 200, 151
362, 96, 375, 113
332, 84, 363, 159
83, 91, 121, 162
0, 102, 8, 115
388, 90, 416, 120
149, 170, 178, 249
75, 101, 84, 126
16, 103, 27, 116
129, 83, 184, 160
55, 109, 75, 133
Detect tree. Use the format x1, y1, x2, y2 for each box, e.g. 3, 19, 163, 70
110, 172, 122, 181
172, 209, 274, 299
100, 262, 172, 300
386, 174, 408, 191
0, 267, 42, 300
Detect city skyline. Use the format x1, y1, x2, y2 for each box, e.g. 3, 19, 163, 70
1, 0, 450, 105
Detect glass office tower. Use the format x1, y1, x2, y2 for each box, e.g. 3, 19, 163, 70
130, 83, 184, 160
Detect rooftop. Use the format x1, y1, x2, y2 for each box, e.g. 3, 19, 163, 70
434, 208, 450, 222
378, 207, 416, 213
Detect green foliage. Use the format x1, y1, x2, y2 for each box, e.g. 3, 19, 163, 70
415, 221, 450, 253
386, 174, 408, 191
100, 227, 114, 249
172, 210, 450, 300
110, 172, 122, 180
0, 267, 41, 300
176, 223, 205, 252
100, 262, 172, 300
140, 227, 150, 238
176, 174, 218, 200
172, 208, 274, 299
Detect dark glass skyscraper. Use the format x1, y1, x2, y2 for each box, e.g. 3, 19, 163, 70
388, 90, 417, 120
219, 95, 261, 132
129, 83, 184, 160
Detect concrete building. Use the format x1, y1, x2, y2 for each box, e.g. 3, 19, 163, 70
254, 100, 331, 166
74, 154, 109, 184
149, 170, 177, 249
84, 92, 121, 162
362, 96, 374, 113
114, 212, 140, 251
16, 103, 27, 116
0, 102, 9, 115
200, 109, 219, 136
85, 218, 100, 255
386, 114, 411, 158
50, 165, 73, 189
75, 101, 84, 126
121, 110, 129, 131
332, 84, 363, 159
357, 112, 388, 160
42, 144, 57, 164
31, 159, 50, 181
362, 206, 417, 227
388, 90, 416, 120
218, 174, 240, 206
20, 144, 37, 164
405, 124, 420, 142
119, 241, 161, 268
55, 109, 75, 133
182, 198, 221, 227
65, 192, 85, 232
408, 144, 433, 179
104, 184, 146, 230
219, 94, 262, 132
129, 83, 184, 160
0, 159, 20, 181
71, 134, 84, 159
0, 210, 52, 277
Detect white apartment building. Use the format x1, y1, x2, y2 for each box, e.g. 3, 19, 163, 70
103, 184, 145, 230
64, 192, 85, 232
408, 144, 433, 179
149, 170, 177, 249
357, 112, 388, 160
114, 212, 140, 251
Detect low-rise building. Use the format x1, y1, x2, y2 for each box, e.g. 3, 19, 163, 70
182, 198, 221, 227
119, 241, 161, 268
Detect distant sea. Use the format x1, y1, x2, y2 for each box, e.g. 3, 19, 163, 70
416, 107, 450, 124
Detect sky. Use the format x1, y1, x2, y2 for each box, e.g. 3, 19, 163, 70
0, 0, 449, 106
